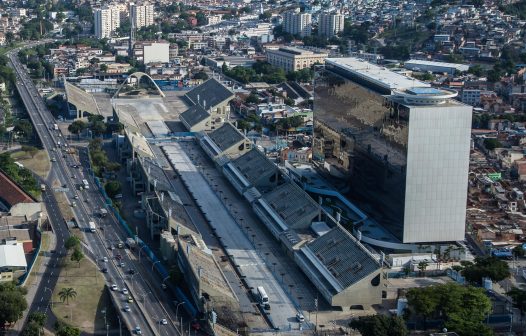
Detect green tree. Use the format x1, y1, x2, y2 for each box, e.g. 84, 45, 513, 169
64, 236, 80, 250
90, 120, 107, 135
22, 311, 46, 336
21, 145, 38, 158
349, 315, 408, 336
100, 64, 108, 72
0, 282, 28, 326
483, 138, 502, 150
513, 245, 525, 258
407, 283, 491, 334
468, 64, 485, 77
68, 120, 87, 137
58, 287, 77, 305
507, 287, 526, 317
405, 286, 438, 329
70, 247, 84, 267
245, 93, 260, 104
105, 181, 122, 198
193, 71, 209, 80
14, 119, 33, 139
417, 260, 429, 276
461, 256, 510, 285
55, 323, 81, 336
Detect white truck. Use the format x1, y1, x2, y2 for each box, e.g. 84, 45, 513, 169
100, 208, 108, 218
88, 221, 96, 233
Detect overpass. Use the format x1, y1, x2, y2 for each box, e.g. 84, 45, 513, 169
64, 80, 102, 119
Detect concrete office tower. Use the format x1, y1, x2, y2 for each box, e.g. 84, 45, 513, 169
130, 2, 154, 29
315, 58, 472, 244
283, 9, 312, 37
94, 6, 120, 39
318, 12, 344, 37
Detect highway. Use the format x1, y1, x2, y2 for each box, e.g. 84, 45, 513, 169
8, 48, 181, 336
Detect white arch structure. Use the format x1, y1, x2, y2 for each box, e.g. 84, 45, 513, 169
112, 71, 165, 99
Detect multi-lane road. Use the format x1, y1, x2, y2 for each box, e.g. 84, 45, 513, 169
9, 47, 182, 336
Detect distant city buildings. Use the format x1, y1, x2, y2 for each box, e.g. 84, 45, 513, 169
94, 5, 120, 39
283, 9, 312, 37
318, 12, 344, 38
266, 46, 327, 72
130, 2, 154, 29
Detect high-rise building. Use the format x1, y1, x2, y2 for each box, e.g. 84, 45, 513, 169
314, 58, 472, 244
130, 2, 154, 29
94, 6, 120, 39
318, 12, 344, 37
283, 9, 312, 37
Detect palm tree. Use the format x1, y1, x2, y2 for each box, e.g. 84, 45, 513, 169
417, 261, 429, 277
58, 287, 77, 305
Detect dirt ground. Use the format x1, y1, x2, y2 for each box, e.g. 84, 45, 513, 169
11, 149, 51, 178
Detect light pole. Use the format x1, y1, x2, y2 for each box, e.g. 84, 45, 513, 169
175, 301, 185, 330
138, 244, 147, 263
152, 260, 161, 272
101, 308, 109, 336
117, 315, 122, 336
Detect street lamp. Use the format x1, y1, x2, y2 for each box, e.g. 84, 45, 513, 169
175, 301, 185, 330
138, 245, 147, 263
152, 260, 161, 272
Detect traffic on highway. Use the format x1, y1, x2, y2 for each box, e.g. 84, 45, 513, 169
8, 46, 183, 336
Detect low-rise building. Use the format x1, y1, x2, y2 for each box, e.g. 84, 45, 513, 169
266, 46, 328, 72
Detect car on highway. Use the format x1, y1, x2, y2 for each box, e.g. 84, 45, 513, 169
127, 296, 133, 303
119, 262, 125, 267
123, 304, 130, 312
101, 268, 108, 273
128, 269, 136, 275
102, 257, 108, 262
74, 195, 79, 200
111, 284, 118, 291
160, 318, 168, 325
135, 326, 142, 335
122, 288, 128, 295
50, 158, 56, 162
296, 313, 305, 323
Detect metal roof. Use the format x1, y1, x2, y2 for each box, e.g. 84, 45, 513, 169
0, 243, 27, 269
180, 105, 210, 128
207, 122, 245, 152
326, 57, 429, 91
185, 78, 234, 110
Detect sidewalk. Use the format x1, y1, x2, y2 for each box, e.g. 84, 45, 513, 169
8, 230, 57, 335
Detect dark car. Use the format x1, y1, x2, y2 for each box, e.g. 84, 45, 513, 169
101, 268, 108, 273
128, 269, 136, 275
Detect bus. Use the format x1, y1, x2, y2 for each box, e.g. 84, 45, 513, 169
82, 179, 90, 190
256, 286, 269, 305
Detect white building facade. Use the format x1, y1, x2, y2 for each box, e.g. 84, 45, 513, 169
130, 2, 154, 29
318, 12, 344, 37
94, 6, 120, 39
283, 10, 312, 37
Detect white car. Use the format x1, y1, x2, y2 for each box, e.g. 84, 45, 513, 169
296, 313, 305, 323
122, 288, 129, 295
102, 257, 108, 262
135, 326, 142, 335
160, 318, 167, 325
123, 304, 130, 312
111, 284, 118, 291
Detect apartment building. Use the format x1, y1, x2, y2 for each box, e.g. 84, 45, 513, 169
130, 2, 154, 29
94, 5, 121, 39
283, 9, 312, 37
318, 12, 344, 37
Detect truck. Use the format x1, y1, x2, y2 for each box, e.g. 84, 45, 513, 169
100, 208, 108, 218
126, 238, 136, 250
256, 286, 269, 306
88, 221, 96, 233
40, 184, 46, 192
